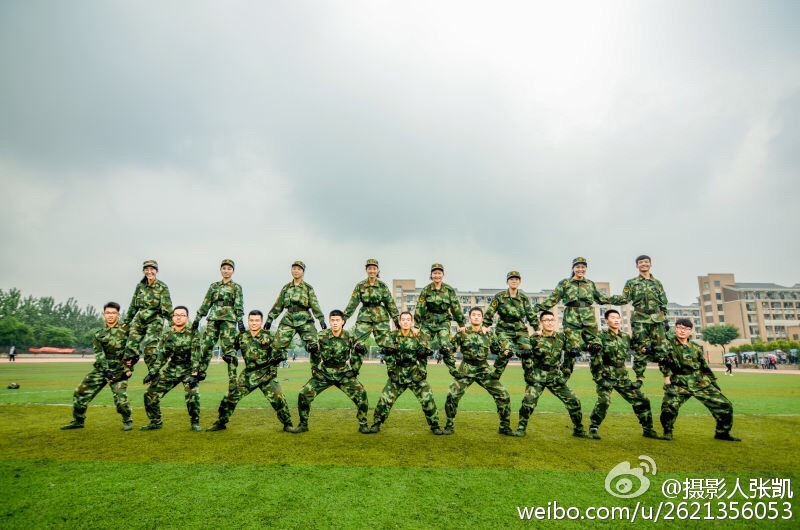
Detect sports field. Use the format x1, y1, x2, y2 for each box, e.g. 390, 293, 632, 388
1, 360, 798, 528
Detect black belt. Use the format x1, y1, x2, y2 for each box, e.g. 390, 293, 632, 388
635, 308, 661, 314
288, 304, 309, 313
565, 301, 592, 308
395, 358, 416, 367
214, 301, 233, 307
323, 360, 346, 369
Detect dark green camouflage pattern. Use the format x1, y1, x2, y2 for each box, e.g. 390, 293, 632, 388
414, 282, 466, 335
144, 327, 201, 425
344, 279, 399, 350
123, 279, 172, 373
483, 289, 538, 378
659, 337, 734, 435
197, 280, 244, 322
621, 274, 669, 379
268, 280, 324, 355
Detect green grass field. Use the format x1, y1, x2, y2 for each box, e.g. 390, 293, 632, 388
1, 361, 798, 528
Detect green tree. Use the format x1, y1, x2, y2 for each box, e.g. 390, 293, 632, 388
702, 324, 740, 355
0, 317, 35, 348
37, 326, 77, 348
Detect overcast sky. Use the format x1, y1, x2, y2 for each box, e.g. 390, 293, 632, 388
1, 1, 798, 318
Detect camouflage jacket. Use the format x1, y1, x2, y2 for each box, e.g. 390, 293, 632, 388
526, 331, 575, 379
534, 277, 624, 328
197, 280, 244, 322
621, 275, 668, 324
158, 326, 201, 373
312, 329, 363, 380
592, 329, 632, 381
448, 327, 510, 377
483, 289, 539, 331
267, 281, 325, 327
124, 279, 173, 325
414, 283, 465, 329
661, 337, 716, 388
236, 330, 281, 388
386, 329, 431, 384
344, 279, 400, 326
92, 324, 129, 371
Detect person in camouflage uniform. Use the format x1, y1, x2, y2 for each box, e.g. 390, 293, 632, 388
289, 310, 375, 434
265, 261, 326, 357
659, 318, 740, 441
370, 312, 443, 435
587, 309, 662, 440
344, 259, 400, 361
534, 257, 625, 379
618, 255, 670, 385
514, 311, 591, 438
208, 310, 293, 432
483, 271, 539, 380
61, 302, 134, 430
123, 260, 173, 380
414, 263, 465, 359
193, 259, 245, 393
442, 307, 519, 436
140, 306, 203, 431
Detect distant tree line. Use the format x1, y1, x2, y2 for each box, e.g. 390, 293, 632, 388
0, 288, 103, 349
729, 340, 800, 354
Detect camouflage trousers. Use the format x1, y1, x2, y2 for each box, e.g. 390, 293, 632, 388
125, 318, 163, 375
373, 378, 439, 427
589, 378, 653, 430
422, 325, 454, 354
274, 321, 318, 356
217, 376, 292, 427
201, 319, 239, 393
71, 366, 132, 424
352, 320, 395, 350
660, 381, 734, 435
297, 375, 369, 427
560, 322, 601, 379
492, 326, 532, 379
143, 364, 199, 425
631, 321, 667, 380
518, 376, 582, 430
445, 373, 511, 428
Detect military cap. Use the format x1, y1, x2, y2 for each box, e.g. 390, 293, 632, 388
430, 263, 445, 273
572, 257, 587, 267
365, 259, 379, 268
142, 259, 159, 270
291, 260, 306, 271
220, 259, 235, 269
506, 270, 521, 281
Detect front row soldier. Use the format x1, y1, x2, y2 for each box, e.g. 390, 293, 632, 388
208, 310, 293, 432
266, 260, 326, 358
61, 302, 134, 431
482, 270, 539, 380
370, 312, 444, 435
534, 257, 625, 379
193, 259, 245, 393
514, 311, 590, 438
140, 306, 202, 431
659, 318, 740, 442
442, 307, 518, 436
588, 309, 662, 440
290, 310, 375, 434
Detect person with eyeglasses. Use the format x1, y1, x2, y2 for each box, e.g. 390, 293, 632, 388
514, 311, 591, 438
658, 318, 740, 442
140, 306, 203, 431
193, 259, 245, 393
61, 302, 134, 431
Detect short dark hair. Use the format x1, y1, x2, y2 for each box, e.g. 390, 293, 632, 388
173, 306, 189, 316
635, 255, 651, 264
399, 311, 413, 320
539, 310, 554, 319
675, 318, 693, 329
329, 309, 345, 319
104, 302, 120, 312
249, 309, 263, 318
604, 309, 620, 319
469, 306, 483, 316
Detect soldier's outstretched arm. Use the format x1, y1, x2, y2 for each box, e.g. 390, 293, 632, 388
483, 296, 499, 328
308, 287, 325, 323
414, 291, 427, 325
523, 296, 539, 330
266, 286, 287, 326
160, 285, 174, 321
534, 282, 563, 313
382, 283, 400, 327
196, 284, 214, 322
448, 288, 466, 327
234, 283, 244, 321
343, 284, 361, 322
123, 285, 140, 326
